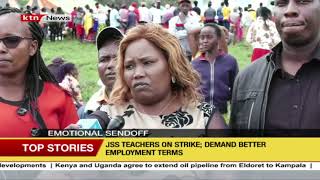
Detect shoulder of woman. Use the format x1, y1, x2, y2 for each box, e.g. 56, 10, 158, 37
99, 102, 132, 117
43, 82, 72, 97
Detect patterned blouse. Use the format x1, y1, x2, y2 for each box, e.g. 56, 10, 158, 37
246, 17, 281, 50
100, 101, 217, 129
59, 74, 83, 106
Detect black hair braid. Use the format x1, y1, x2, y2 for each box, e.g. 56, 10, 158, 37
0, 7, 20, 15
0, 7, 57, 128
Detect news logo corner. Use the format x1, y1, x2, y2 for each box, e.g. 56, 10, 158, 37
20, 14, 71, 23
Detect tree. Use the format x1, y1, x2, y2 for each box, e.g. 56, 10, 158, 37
18, 0, 29, 7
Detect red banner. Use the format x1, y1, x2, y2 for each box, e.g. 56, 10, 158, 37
0, 139, 103, 156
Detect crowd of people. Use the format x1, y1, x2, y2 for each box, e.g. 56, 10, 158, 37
1, 0, 319, 137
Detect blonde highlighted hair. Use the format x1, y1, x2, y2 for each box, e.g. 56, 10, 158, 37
110, 24, 202, 105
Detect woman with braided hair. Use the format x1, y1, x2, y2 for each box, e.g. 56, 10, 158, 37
0, 7, 78, 137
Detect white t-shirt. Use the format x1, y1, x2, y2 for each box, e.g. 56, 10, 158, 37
151, 7, 163, 24
168, 13, 201, 56
109, 8, 120, 28
139, 6, 152, 23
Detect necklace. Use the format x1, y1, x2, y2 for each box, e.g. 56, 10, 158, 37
133, 95, 176, 116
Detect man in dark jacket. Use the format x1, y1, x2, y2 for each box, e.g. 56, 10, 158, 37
192, 1, 201, 16
230, 0, 320, 129
192, 23, 238, 114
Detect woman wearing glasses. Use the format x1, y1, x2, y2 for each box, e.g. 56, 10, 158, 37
0, 8, 78, 137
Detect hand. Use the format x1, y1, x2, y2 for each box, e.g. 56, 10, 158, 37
64, 124, 81, 129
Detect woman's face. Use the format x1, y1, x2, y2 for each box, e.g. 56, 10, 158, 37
123, 38, 172, 105
0, 13, 37, 76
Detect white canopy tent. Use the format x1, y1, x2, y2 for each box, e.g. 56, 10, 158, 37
0, 0, 20, 8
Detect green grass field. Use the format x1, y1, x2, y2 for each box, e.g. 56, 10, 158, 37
41, 39, 252, 102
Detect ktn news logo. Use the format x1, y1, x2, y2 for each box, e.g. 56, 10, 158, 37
21, 14, 71, 22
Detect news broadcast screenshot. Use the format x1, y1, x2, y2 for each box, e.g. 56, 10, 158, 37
1, 0, 320, 179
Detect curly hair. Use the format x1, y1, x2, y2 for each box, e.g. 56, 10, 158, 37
110, 24, 202, 105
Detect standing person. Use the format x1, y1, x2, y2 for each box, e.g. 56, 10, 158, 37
256, 3, 263, 17
84, 4, 90, 14
242, 7, 252, 29
151, 0, 163, 25
247, 4, 256, 22
0, 8, 78, 137
39, 8, 48, 40
192, 0, 201, 16
32, 6, 40, 14
139, 1, 152, 24
119, 4, 129, 32
96, 5, 107, 30
235, 7, 244, 43
169, 0, 201, 61
84, 8, 94, 42
229, 7, 239, 45
246, 7, 280, 62
222, 0, 231, 30
48, 8, 58, 42
231, 0, 320, 129
127, 6, 137, 29
131, 2, 140, 22
192, 23, 238, 114
109, 4, 121, 29
74, 7, 85, 42
91, 24, 227, 130
81, 27, 124, 118
56, 7, 65, 41
68, 7, 77, 39
25, 5, 31, 13
94, 2, 100, 14
217, 2, 224, 26
204, 1, 216, 24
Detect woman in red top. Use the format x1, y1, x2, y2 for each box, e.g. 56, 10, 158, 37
0, 7, 79, 137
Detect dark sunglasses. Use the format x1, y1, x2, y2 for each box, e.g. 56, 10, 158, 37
0, 36, 33, 49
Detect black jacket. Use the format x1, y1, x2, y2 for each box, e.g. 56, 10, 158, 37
231, 42, 320, 131
230, 44, 280, 129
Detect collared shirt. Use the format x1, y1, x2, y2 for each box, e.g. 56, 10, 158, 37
84, 87, 109, 113
265, 43, 320, 129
